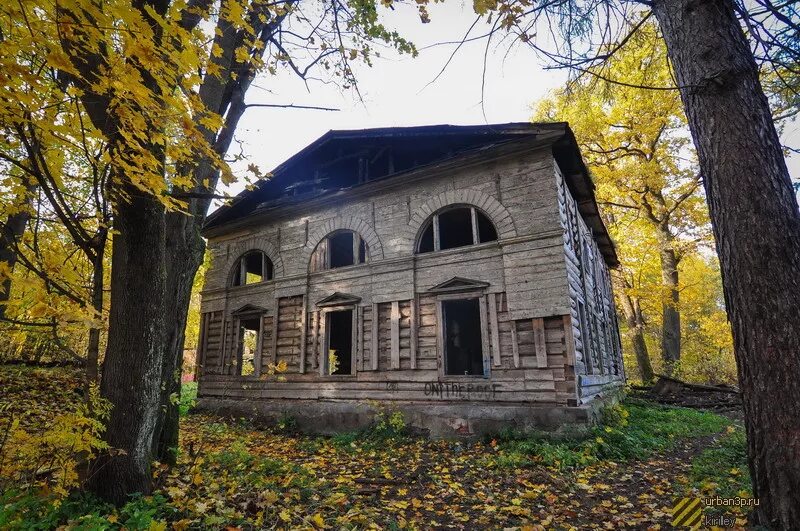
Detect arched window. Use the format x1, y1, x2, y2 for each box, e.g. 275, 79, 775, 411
310, 230, 369, 272
230, 251, 274, 286
417, 206, 498, 254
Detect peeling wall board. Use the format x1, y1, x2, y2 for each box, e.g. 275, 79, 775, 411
510, 321, 520, 368
391, 301, 400, 369
488, 293, 501, 367
533, 317, 547, 368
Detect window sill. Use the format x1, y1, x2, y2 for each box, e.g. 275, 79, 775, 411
416, 240, 501, 259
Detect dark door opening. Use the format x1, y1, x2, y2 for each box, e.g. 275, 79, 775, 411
442, 299, 484, 376
327, 309, 353, 375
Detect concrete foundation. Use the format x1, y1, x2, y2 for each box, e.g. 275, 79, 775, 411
194, 397, 617, 439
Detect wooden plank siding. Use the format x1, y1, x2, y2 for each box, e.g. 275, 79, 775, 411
197, 143, 624, 408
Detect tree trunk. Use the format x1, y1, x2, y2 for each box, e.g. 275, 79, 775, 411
88, 189, 166, 505
152, 211, 205, 464
0, 178, 35, 320
652, 0, 800, 526
615, 275, 654, 383
85, 229, 107, 398
656, 227, 680, 374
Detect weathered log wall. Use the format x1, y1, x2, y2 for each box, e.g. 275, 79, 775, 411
554, 161, 625, 403
196, 145, 621, 409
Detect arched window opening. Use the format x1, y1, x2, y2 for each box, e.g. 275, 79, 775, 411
231, 251, 273, 286
417, 206, 498, 254
310, 230, 369, 272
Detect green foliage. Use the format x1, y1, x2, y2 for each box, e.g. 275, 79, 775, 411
179, 382, 197, 417
491, 400, 730, 471
276, 412, 298, 433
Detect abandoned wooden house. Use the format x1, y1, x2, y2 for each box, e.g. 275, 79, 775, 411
196, 122, 625, 437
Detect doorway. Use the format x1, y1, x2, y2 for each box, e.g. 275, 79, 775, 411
326, 309, 353, 375
442, 299, 484, 376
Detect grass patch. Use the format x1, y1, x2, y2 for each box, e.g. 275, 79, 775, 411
491, 399, 731, 470
689, 425, 750, 501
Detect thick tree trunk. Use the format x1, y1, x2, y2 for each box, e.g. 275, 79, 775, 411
653, 0, 800, 526
88, 189, 166, 505
655, 227, 680, 373
615, 276, 654, 383
152, 211, 205, 463
0, 179, 35, 320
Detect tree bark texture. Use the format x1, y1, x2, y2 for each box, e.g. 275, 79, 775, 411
0, 178, 35, 320
152, 211, 205, 463
653, 0, 800, 526
151, 4, 295, 459
85, 228, 107, 398
656, 228, 681, 373
88, 190, 166, 504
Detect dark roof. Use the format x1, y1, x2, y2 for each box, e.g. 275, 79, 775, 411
204, 122, 618, 266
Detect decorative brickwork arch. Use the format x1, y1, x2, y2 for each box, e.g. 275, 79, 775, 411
302, 216, 384, 270
407, 189, 517, 249
221, 235, 284, 282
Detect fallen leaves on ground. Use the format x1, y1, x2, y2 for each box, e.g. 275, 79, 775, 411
0, 366, 751, 529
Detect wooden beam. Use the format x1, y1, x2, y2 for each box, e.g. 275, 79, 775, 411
470, 207, 479, 245
254, 316, 264, 377
219, 318, 229, 373
356, 305, 363, 371
319, 310, 327, 376
409, 297, 417, 370
371, 302, 379, 371
563, 315, 577, 366
488, 293, 501, 367
271, 301, 279, 365
391, 301, 400, 369
510, 320, 520, 368
533, 317, 547, 368
478, 296, 491, 376
299, 295, 307, 374
433, 215, 440, 252
310, 311, 319, 370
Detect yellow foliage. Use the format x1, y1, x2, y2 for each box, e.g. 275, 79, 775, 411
0, 383, 111, 498
533, 21, 735, 384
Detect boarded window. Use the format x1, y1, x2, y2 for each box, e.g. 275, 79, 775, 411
442, 299, 484, 376
237, 317, 261, 376
416, 206, 498, 254
231, 251, 273, 286
326, 309, 353, 375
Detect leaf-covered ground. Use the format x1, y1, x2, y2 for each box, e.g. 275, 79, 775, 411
1, 366, 752, 529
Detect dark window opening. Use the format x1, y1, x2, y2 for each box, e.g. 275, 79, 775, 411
418, 223, 434, 253
311, 230, 369, 271
442, 299, 484, 376
231, 251, 273, 286
438, 208, 474, 250
327, 309, 353, 375
416, 206, 499, 254
237, 317, 260, 376
477, 211, 498, 243
329, 231, 355, 268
